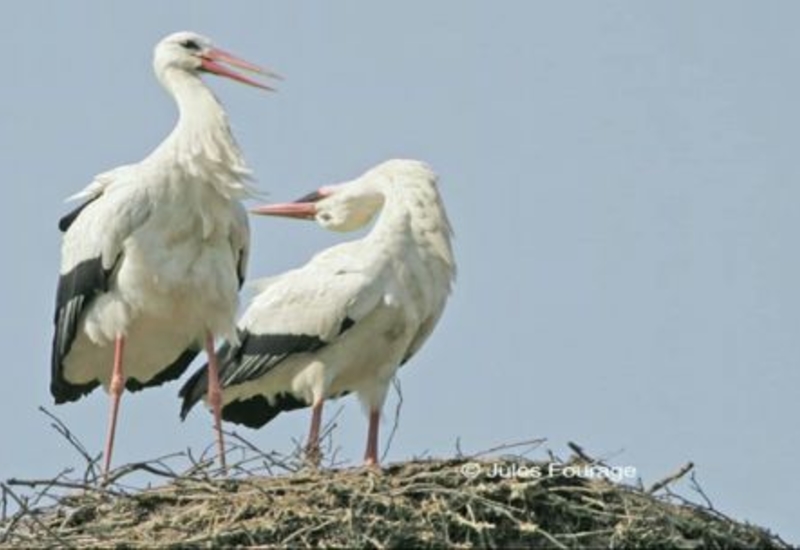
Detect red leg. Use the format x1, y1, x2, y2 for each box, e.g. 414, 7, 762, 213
205, 332, 227, 473
306, 399, 323, 464
102, 335, 125, 483
364, 409, 380, 467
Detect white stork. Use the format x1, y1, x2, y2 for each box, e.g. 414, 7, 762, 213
51, 31, 278, 477
180, 159, 456, 466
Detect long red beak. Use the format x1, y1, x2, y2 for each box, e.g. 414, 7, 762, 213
200, 48, 281, 91
250, 190, 327, 219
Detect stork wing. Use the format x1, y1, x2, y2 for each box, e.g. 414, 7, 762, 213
51, 180, 152, 403
399, 314, 439, 366
58, 196, 102, 233
179, 247, 385, 420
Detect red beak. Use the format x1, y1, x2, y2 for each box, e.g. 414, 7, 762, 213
200, 48, 281, 91
250, 202, 317, 220
250, 190, 327, 220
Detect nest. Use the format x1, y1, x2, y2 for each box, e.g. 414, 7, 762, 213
1, 449, 790, 548
0, 409, 791, 548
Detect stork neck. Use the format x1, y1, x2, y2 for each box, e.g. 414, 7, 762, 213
165, 71, 223, 132
150, 68, 252, 196
370, 185, 410, 237
368, 182, 456, 275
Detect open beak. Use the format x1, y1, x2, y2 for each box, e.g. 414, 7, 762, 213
250, 190, 327, 220
200, 48, 281, 91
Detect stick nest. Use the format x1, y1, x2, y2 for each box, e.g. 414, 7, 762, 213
0, 453, 790, 549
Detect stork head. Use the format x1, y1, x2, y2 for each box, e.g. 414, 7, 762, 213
251, 177, 386, 232
153, 31, 279, 91
251, 160, 439, 232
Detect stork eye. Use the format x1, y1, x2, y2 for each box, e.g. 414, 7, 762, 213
181, 39, 201, 51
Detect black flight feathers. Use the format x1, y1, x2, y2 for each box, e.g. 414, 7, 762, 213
215, 393, 307, 429
124, 348, 200, 392
179, 317, 357, 425
50, 257, 112, 403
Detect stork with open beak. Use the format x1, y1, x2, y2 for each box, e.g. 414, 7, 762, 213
180, 159, 456, 466
52, 31, 280, 479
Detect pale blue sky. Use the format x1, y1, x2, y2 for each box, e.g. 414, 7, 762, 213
1, 1, 797, 542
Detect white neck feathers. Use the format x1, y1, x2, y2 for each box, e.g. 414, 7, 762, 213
149, 68, 255, 200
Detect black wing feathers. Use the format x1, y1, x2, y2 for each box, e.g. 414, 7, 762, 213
51, 195, 110, 403
236, 250, 247, 289
219, 393, 307, 428
50, 257, 116, 403
178, 340, 236, 420
179, 318, 357, 425
179, 331, 325, 420
126, 348, 200, 392
58, 196, 100, 232
339, 316, 355, 333
222, 332, 327, 387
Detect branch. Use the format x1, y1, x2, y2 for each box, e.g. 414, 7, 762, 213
6, 477, 125, 498
381, 377, 404, 464
38, 406, 100, 484
648, 462, 694, 494
567, 441, 597, 464
0, 483, 70, 547
689, 470, 716, 510
103, 452, 186, 487
471, 438, 547, 459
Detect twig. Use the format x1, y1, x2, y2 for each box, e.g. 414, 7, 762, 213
471, 438, 547, 459
183, 447, 215, 479
0, 508, 22, 545
38, 406, 100, 484
225, 430, 269, 460
103, 456, 185, 486
28, 468, 74, 508
6, 477, 125, 498
648, 462, 694, 494
280, 517, 341, 546
0, 483, 71, 547
381, 377, 404, 464
689, 471, 715, 510
226, 430, 302, 475
536, 527, 569, 550
667, 471, 741, 527
455, 437, 465, 458
567, 441, 597, 464
318, 404, 345, 469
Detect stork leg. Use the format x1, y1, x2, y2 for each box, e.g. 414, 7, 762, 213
102, 335, 126, 483
204, 332, 227, 473
364, 408, 381, 467
306, 399, 324, 465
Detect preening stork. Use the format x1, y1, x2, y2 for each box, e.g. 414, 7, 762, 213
51, 31, 278, 477
180, 159, 456, 466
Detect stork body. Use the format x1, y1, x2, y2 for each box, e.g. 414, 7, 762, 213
180, 159, 456, 466
51, 31, 277, 477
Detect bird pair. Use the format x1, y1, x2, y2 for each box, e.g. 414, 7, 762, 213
51, 31, 455, 479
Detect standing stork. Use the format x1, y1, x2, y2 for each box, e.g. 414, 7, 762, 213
180, 159, 456, 466
51, 31, 279, 478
